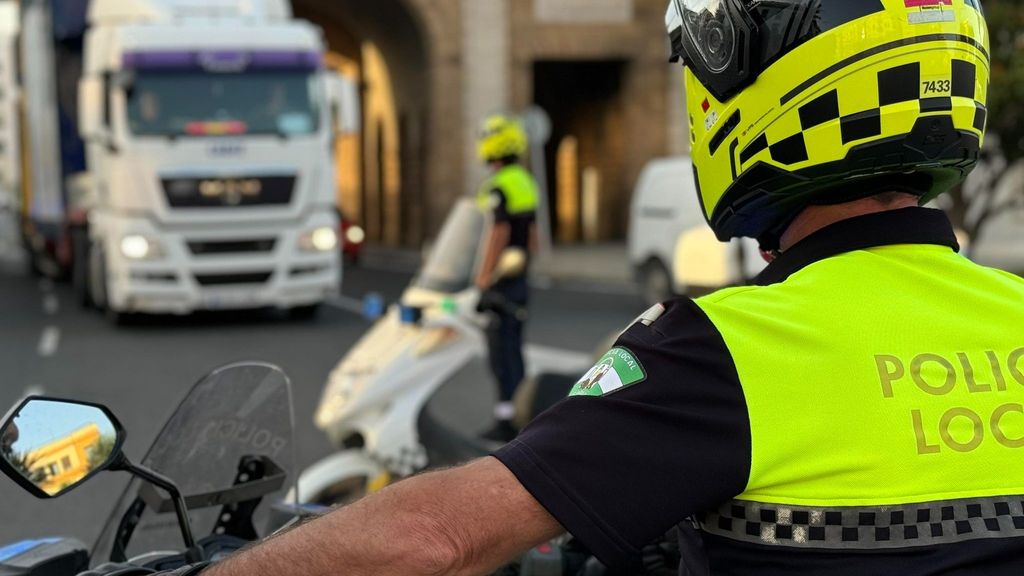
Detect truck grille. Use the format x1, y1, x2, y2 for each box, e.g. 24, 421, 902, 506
188, 239, 276, 255
194, 272, 273, 286
162, 176, 295, 208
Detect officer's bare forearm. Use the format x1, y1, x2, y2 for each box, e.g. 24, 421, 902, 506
203, 458, 563, 576
477, 223, 511, 286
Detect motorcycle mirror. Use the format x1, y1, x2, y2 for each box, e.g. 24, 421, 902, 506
0, 397, 125, 499
0, 396, 204, 561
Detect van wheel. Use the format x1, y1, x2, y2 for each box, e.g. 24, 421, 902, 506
639, 260, 674, 307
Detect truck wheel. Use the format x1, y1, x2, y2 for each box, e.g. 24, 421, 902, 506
90, 245, 132, 326
639, 260, 674, 307
89, 243, 107, 310
71, 228, 93, 308
289, 304, 321, 321
26, 250, 44, 278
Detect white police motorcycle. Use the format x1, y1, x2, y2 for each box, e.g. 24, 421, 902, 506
296, 198, 594, 505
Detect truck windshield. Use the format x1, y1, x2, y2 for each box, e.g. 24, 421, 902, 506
126, 71, 321, 138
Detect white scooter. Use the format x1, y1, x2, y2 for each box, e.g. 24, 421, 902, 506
294, 198, 593, 505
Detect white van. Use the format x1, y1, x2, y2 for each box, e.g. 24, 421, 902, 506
628, 157, 765, 305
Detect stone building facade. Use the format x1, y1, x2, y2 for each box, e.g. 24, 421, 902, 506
292, 0, 688, 245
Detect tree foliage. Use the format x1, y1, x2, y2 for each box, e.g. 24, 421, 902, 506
943, 1, 1024, 249
0, 443, 49, 485
87, 434, 117, 469
984, 0, 1024, 162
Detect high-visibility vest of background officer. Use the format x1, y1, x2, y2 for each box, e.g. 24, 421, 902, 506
474, 114, 539, 443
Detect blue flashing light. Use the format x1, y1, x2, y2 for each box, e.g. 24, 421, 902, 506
0, 538, 62, 562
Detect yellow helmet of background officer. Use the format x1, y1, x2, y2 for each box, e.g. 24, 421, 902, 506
478, 114, 529, 163
666, 0, 990, 247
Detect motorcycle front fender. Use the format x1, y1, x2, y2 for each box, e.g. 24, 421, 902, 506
289, 449, 386, 505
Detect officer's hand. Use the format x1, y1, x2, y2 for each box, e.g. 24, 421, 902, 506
477, 289, 500, 313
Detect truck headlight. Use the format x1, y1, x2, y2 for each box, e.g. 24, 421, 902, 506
120, 235, 164, 260
298, 226, 338, 252
345, 225, 365, 245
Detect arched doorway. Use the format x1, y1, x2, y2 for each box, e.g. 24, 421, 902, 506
292, 0, 438, 247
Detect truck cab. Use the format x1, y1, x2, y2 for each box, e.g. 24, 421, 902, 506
20, 0, 343, 320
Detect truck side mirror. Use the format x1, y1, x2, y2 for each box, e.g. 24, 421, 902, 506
78, 77, 104, 140
327, 73, 360, 136
0, 397, 125, 499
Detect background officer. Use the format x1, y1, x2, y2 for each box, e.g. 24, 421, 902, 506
191, 2, 1024, 575
474, 114, 539, 442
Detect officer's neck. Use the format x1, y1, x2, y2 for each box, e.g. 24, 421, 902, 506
778, 193, 920, 252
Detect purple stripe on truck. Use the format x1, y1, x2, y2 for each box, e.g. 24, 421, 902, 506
122, 50, 322, 71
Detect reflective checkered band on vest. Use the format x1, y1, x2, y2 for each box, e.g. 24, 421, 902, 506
701, 497, 1024, 549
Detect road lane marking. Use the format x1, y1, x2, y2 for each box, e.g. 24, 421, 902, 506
37, 327, 60, 357
43, 293, 59, 315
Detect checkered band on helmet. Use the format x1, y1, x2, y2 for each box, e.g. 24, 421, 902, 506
673, 0, 990, 245
739, 59, 985, 171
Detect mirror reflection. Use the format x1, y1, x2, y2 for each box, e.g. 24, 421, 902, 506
1, 400, 118, 497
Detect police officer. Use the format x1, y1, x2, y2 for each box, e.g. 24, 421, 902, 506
186, 2, 1024, 575
475, 114, 539, 442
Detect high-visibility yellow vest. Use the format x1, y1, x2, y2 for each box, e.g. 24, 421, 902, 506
477, 164, 539, 216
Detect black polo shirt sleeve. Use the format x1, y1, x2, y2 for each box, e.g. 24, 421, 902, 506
489, 187, 511, 222
493, 298, 752, 569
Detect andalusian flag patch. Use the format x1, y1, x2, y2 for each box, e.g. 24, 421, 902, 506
570, 347, 647, 397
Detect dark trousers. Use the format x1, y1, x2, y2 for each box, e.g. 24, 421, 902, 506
486, 275, 529, 404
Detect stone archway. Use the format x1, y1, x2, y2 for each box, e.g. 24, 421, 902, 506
292, 0, 463, 245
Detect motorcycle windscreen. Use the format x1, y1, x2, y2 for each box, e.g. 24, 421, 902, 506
91, 363, 296, 563
413, 198, 486, 294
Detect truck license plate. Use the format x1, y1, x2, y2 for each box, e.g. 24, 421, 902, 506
203, 292, 258, 310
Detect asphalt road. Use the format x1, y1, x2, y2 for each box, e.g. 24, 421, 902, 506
0, 261, 642, 550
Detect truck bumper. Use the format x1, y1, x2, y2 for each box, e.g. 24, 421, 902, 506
97, 211, 341, 315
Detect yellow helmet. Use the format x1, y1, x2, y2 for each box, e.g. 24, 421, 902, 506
478, 114, 529, 163
666, 0, 990, 246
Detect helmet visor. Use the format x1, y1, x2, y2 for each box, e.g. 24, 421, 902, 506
667, 0, 828, 102
668, 0, 756, 101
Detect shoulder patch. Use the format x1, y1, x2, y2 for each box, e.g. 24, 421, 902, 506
570, 347, 647, 397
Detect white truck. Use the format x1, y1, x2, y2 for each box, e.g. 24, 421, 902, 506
629, 157, 765, 305
16, 0, 353, 321
0, 1, 19, 265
